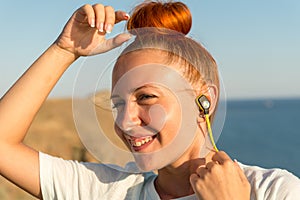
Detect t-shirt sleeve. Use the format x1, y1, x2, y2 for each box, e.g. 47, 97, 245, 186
39, 152, 114, 199
241, 164, 300, 200
268, 169, 300, 199
39, 152, 145, 200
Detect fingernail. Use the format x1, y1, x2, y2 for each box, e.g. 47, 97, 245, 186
234, 159, 238, 163
106, 24, 112, 33
124, 13, 130, 20
98, 22, 104, 32
90, 18, 95, 28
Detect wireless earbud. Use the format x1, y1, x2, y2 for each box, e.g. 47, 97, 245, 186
196, 95, 211, 115
195, 94, 219, 152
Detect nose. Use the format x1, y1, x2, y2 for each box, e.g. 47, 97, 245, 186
115, 102, 141, 132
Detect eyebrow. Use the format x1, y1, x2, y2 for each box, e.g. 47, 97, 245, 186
110, 84, 162, 99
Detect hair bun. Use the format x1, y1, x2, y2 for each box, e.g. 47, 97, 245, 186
127, 1, 192, 35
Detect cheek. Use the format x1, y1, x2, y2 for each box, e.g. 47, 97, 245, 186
114, 123, 125, 140
160, 103, 182, 137
114, 124, 133, 151
144, 104, 167, 131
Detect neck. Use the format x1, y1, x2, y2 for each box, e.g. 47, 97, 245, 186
155, 151, 214, 199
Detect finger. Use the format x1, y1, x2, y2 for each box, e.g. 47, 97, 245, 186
93, 4, 105, 32
115, 11, 130, 24
190, 173, 198, 186
190, 173, 202, 190
104, 6, 115, 33
190, 174, 206, 200
212, 151, 232, 165
196, 166, 208, 178
80, 4, 96, 28
206, 161, 216, 171
190, 174, 201, 193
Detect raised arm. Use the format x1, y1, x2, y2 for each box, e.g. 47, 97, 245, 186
0, 4, 130, 198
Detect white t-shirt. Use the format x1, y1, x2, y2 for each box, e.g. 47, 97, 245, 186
39, 152, 300, 200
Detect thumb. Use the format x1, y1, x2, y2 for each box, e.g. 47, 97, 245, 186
105, 33, 132, 51
89, 33, 132, 55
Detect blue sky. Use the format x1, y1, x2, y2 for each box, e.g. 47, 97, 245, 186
1, 0, 299, 99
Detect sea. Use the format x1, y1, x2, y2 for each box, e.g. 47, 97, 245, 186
217, 98, 300, 177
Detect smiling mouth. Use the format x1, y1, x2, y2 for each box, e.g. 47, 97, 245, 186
124, 134, 157, 151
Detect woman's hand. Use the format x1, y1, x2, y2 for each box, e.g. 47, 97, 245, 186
190, 151, 251, 200
55, 4, 131, 57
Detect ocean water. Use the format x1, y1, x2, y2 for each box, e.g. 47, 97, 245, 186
218, 98, 300, 177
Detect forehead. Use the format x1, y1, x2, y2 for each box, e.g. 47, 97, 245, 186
113, 50, 168, 82
111, 51, 192, 95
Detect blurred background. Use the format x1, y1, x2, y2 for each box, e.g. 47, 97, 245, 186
0, 0, 299, 199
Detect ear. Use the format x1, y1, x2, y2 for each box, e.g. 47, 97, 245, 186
205, 84, 218, 117
196, 84, 218, 117
195, 83, 219, 127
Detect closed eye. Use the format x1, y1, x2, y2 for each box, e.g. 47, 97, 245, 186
111, 100, 125, 109
137, 94, 157, 101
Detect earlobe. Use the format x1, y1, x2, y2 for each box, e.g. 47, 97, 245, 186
196, 115, 206, 136
197, 115, 205, 123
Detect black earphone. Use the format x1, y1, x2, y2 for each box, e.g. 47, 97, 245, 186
196, 94, 211, 115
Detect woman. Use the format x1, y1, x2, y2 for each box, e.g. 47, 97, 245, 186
0, 1, 299, 199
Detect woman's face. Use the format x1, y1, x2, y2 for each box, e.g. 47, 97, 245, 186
111, 50, 201, 170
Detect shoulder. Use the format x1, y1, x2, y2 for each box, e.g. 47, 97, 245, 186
40, 152, 149, 181
39, 152, 154, 199
238, 162, 300, 199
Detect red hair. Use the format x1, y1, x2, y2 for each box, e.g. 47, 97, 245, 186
119, 1, 219, 120
127, 1, 192, 35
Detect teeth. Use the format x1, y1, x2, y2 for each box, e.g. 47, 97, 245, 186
125, 135, 153, 147
135, 141, 142, 147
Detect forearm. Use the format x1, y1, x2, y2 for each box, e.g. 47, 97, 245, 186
0, 43, 77, 145
0, 5, 128, 198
